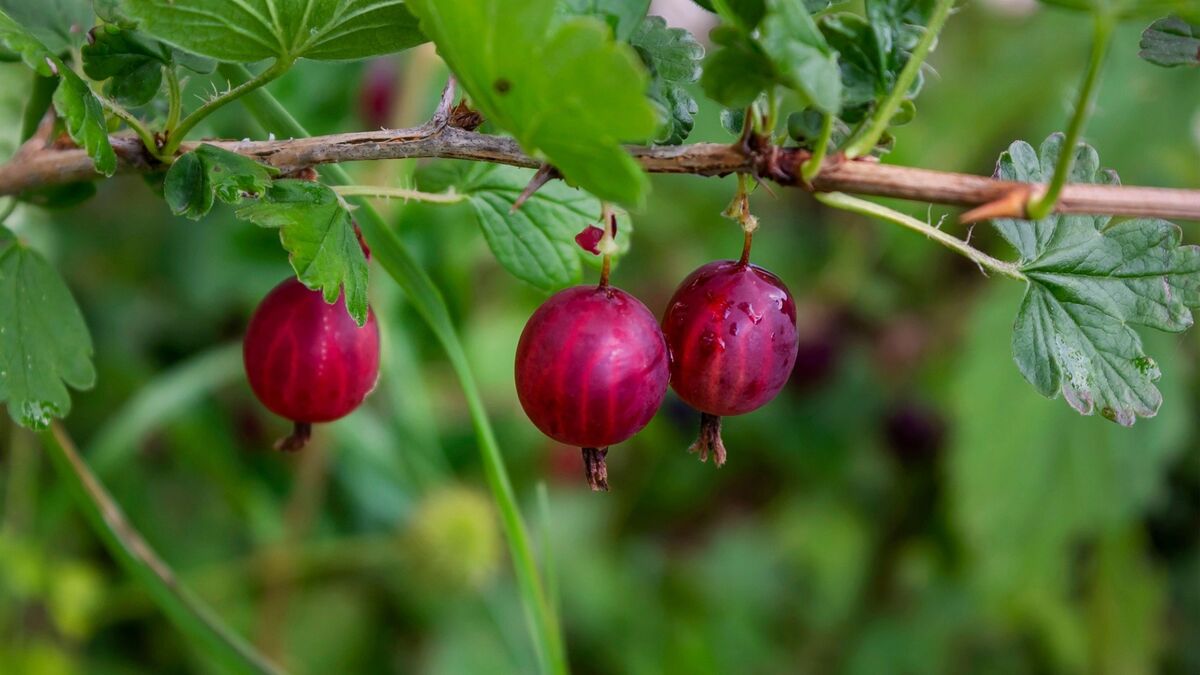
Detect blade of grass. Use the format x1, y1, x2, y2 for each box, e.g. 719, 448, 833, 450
219, 64, 569, 675
41, 422, 286, 675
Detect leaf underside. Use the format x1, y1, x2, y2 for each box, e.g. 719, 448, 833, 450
993, 134, 1200, 425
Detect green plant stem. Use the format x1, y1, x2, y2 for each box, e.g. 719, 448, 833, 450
165, 66, 182, 133
1025, 13, 1114, 220
800, 112, 834, 184
333, 185, 466, 204
41, 423, 285, 675
20, 73, 56, 142
815, 192, 1025, 281
536, 482, 560, 626
843, 0, 956, 158
223, 65, 569, 675
163, 59, 292, 157
99, 96, 161, 159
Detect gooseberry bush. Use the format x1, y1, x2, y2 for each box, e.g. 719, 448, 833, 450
1, 0, 1199, 672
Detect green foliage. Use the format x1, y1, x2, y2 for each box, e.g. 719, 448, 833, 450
993, 135, 1200, 425
0, 9, 117, 175
404, 0, 658, 207
451, 164, 603, 292
819, 1, 928, 124
558, 0, 649, 40
701, 0, 841, 113
0, 226, 95, 429
114, 0, 427, 62
81, 25, 169, 107
164, 143, 278, 219
952, 284, 1189, 599
0, 0, 92, 52
1139, 15, 1200, 67
236, 180, 370, 326
630, 16, 704, 145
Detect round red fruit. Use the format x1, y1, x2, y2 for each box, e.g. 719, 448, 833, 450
663, 261, 798, 415
662, 260, 798, 462
244, 278, 380, 445
515, 285, 670, 490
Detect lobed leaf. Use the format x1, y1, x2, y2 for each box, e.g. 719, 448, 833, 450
453, 164, 604, 291
0, 226, 96, 429
405, 0, 658, 207
114, 0, 427, 62
701, 0, 841, 114
82, 25, 169, 107
1139, 15, 1200, 68
557, 0, 649, 40
52, 68, 118, 176
1, 9, 118, 175
993, 134, 1200, 425
629, 15, 705, 144
164, 144, 278, 219
235, 180, 370, 326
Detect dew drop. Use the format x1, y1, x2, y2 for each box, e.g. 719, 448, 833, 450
19, 400, 58, 430
728, 323, 739, 336
738, 301, 764, 324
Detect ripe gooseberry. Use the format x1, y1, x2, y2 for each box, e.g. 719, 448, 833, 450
515, 284, 670, 491
662, 239, 798, 465
243, 277, 380, 451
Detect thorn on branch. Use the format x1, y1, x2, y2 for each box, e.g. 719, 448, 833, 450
511, 164, 561, 213
959, 186, 1035, 224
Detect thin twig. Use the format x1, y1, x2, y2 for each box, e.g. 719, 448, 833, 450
815, 192, 1027, 281
1, 127, 1198, 221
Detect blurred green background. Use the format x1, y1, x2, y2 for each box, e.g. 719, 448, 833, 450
3, 1, 1200, 673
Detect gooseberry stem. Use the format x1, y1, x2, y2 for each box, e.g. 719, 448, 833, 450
598, 203, 616, 288
739, 229, 753, 266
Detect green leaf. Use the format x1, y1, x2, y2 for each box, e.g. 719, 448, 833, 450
630, 16, 704, 145
819, 4, 927, 124
1139, 15, 1200, 67
557, 0, 649, 40
0, 8, 58, 76
700, 27, 776, 107
0, 0, 93, 53
82, 25, 168, 107
164, 144, 278, 219
0, 9, 118, 175
114, 0, 427, 62
701, 0, 840, 113
456, 164, 601, 291
53, 68, 118, 176
404, 0, 658, 207
235, 180, 370, 326
0, 226, 95, 429
994, 134, 1200, 425
710, 0, 767, 31
760, 0, 841, 113
951, 283, 1189, 598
